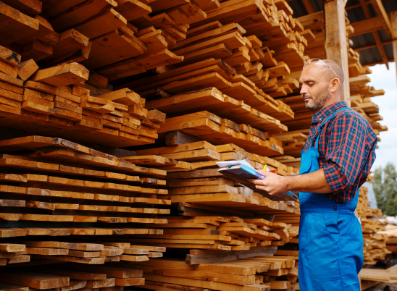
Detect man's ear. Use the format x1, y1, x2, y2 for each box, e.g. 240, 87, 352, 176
329, 78, 339, 93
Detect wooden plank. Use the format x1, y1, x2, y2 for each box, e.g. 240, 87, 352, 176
61, 280, 87, 291
30, 63, 89, 87
143, 274, 268, 291
0, 45, 21, 67
114, 278, 144, 287
43, 269, 107, 281
0, 60, 18, 78
74, 8, 127, 39
75, 266, 143, 279
117, 0, 152, 21
370, 0, 392, 38
18, 59, 38, 80
1, 0, 41, 16
0, 283, 28, 291
0, 2, 39, 47
0, 272, 69, 289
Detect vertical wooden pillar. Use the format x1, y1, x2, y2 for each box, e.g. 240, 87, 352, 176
390, 11, 397, 87
324, 0, 350, 106
394, 41, 397, 86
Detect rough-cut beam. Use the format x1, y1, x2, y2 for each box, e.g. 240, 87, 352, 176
391, 11, 397, 85
359, 0, 371, 18
372, 32, 390, 69
324, 0, 350, 105
350, 17, 384, 37
365, 59, 394, 67
360, 0, 389, 69
302, 0, 315, 14
371, 0, 392, 38
346, 3, 362, 10
353, 39, 394, 51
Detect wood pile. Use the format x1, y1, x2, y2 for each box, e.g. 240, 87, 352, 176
0, 261, 147, 289
113, 135, 302, 290
0, 135, 172, 285
0, 1, 308, 290
124, 256, 300, 291
379, 225, 397, 255
0, 0, 392, 291
357, 186, 389, 265
0, 48, 168, 147
360, 264, 397, 289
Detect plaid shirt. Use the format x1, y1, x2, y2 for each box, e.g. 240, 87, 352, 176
303, 101, 377, 203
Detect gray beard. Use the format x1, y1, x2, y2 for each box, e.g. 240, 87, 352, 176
305, 93, 331, 112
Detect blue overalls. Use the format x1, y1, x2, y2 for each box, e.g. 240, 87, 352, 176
298, 107, 364, 291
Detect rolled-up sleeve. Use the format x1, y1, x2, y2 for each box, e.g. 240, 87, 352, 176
322, 114, 377, 193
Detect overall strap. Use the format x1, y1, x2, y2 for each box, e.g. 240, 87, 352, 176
312, 107, 349, 148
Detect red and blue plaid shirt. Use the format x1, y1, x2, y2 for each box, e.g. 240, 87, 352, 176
303, 101, 377, 203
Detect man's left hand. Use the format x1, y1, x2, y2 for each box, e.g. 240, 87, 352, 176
250, 170, 288, 196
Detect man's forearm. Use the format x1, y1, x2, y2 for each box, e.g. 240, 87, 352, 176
285, 169, 332, 193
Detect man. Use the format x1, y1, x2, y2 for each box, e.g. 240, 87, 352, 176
252, 59, 377, 290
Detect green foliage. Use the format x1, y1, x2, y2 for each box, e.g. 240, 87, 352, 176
373, 163, 397, 216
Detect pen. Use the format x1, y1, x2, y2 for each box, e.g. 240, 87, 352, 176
263, 164, 277, 173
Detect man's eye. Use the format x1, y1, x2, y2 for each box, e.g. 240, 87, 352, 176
308, 83, 314, 86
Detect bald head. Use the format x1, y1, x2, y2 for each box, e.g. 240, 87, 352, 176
322, 60, 344, 93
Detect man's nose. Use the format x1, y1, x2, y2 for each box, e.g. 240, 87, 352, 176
300, 85, 307, 95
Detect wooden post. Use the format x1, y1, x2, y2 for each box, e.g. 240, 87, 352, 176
393, 41, 397, 87
324, 0, 350, 106
390, 11, 397, 88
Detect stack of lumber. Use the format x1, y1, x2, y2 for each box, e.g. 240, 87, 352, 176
0, 135, 172, 273
0, 2, 307, 291
124, 215, 299, 254
0, 53, 166, 147
0, 263, 147, 290
0, 1, 391, 291
350, 76, 388, 135
346, 44, 387, 135
359, 264, 397, 290
133, 139, 299, 176
125, 256, 299, 291
117, 139, 300, 264
380, 224, 397, 255
0, 242, 165, 266
357, 186, 389, 265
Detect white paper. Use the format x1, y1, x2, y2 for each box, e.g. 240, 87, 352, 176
216, 159, 256, 171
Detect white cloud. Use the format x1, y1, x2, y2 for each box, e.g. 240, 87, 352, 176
366, 63, 397, 171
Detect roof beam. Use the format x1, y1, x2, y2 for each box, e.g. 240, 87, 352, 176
353, 39, 394, 51
365, 59, 394, 66
346, 3, 362, 10
370, 0, 392, 38
302, 0, 315, 14
359, 0, 371, 18
372, 32, 390, 69
359, 0, 389, 69
350, 17, 384, 37
393, 41, 397, 83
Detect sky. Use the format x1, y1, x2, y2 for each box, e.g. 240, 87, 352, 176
366, 62, 397, 171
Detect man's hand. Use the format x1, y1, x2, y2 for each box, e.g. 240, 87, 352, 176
250, 170, 288, 196
251, 169, 332, 195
